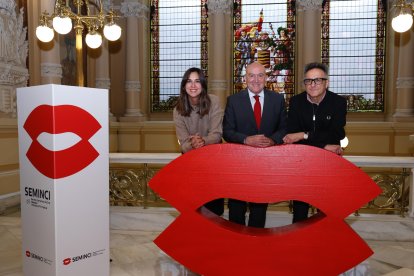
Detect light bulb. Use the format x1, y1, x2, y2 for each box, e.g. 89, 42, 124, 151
103, 23, 122, 41
85, 32, 102, 49
36, 25, 54, 43
392, 13, 413, 33
53, 16, 72, 35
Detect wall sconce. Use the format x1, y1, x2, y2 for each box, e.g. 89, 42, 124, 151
35, 0, 122, 87
391, 0, 414, 33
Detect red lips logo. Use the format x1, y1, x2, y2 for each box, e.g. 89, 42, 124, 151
149, 144, 381, 275
25, 250, 30, 257
63, 258, 71, 265
23, 105, 101, 179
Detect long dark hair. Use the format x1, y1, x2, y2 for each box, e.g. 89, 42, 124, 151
175, 67, 211, 117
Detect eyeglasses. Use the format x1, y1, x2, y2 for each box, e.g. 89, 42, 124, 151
303, 78, 327, 86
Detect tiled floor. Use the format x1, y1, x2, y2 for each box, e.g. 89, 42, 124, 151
1, 206, 414, 275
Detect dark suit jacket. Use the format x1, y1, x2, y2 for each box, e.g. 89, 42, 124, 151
223, 89, 287, 144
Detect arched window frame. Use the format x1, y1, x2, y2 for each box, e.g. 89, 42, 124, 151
150, 0, 208, 112
232, 0, 296, 102
321, 0, 386, 112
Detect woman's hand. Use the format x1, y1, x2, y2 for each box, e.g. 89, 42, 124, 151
190, 134, 205, 149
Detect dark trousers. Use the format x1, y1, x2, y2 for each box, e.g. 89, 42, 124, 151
228, 199, 267, 228
204, 198, 224, 216
292, 200, 310, 223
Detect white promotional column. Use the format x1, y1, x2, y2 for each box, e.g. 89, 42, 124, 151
17, 84, 109, 276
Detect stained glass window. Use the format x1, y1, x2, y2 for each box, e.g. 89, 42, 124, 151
322, 0, 386, 112
150, 0, 208, 112
233, 0, 296, 102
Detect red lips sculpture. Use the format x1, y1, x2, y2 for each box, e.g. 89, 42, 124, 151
24, 105, 101, 179
149, 144, 381, 275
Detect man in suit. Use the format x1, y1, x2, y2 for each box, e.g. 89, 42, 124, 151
283, 62, 347, 223
223, 61, 287, 228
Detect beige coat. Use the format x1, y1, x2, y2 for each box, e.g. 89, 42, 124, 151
173, 94, 223, 153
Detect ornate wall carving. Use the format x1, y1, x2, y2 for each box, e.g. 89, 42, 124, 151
102, 0, 112, 12
121, 1, 149, 19
41, 63, 63, 79
209, 80, 228, 90
96, 77, 111, 89
125, 80, 141, 92
396, 77, 414, 89
208, 0, 233, 15
297, 0, 323, 12
0, 0, 29, 118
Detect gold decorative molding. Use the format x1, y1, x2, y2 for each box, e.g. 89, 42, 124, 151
358, 170, 410, 216
110, 165, 164, 206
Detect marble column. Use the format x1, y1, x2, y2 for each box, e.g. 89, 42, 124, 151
296, 0, 323, 83
95, 40, 116, 121
393, 29, 414, 122
39, 0, 62, 84
207, 0, 233, 108
119, 1, 147, 121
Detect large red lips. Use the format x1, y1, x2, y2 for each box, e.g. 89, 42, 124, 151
149, 144, 382, 275
24, 105, 101, 179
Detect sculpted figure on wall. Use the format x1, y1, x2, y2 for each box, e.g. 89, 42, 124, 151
0, 1, 28, 66
0, 0, 29, 118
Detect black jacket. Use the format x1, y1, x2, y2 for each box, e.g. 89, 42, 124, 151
287, 90, 347, 148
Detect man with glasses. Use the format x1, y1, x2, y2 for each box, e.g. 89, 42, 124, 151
283, 62, 347, 223
223, 61, 287, 228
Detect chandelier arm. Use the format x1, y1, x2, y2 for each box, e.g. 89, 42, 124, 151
75, 0, 82, 16
393, 0, 411, 11
54, 0, 61, 14
98, 0, 103, 13
105, 9, 119, 22
74, 19, 85, 87
85, 0, 91, 16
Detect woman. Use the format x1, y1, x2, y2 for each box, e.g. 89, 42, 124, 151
173, 67, 224, 216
